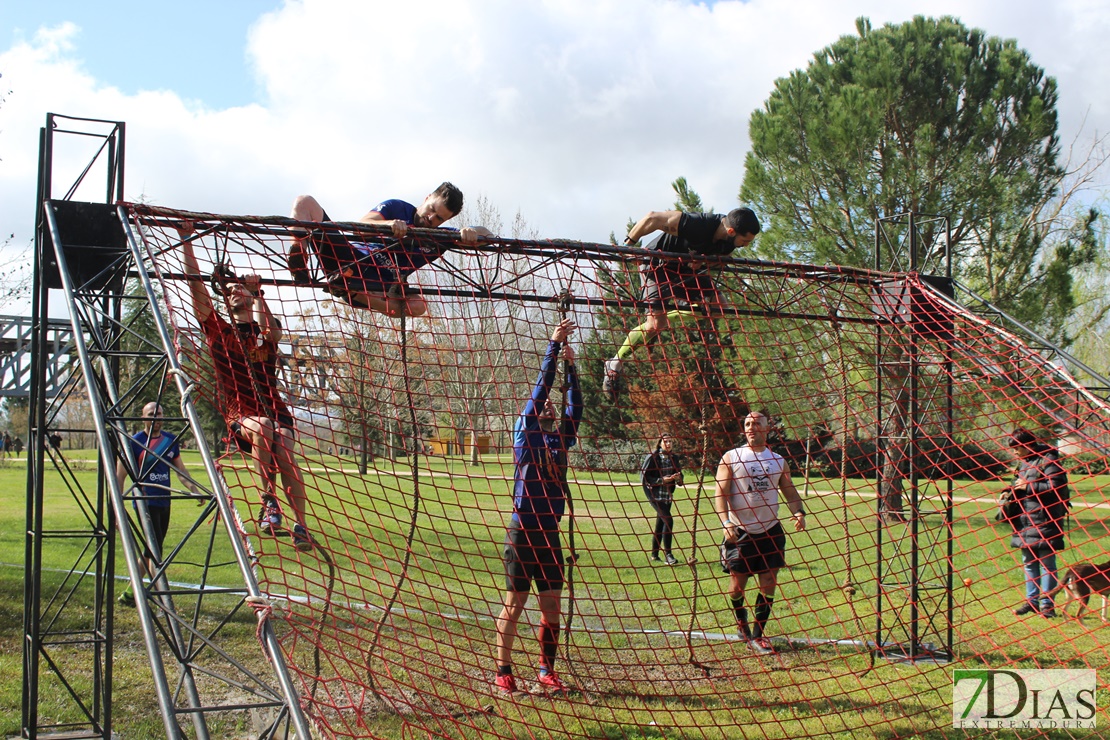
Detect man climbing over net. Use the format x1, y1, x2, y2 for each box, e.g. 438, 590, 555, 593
495, 317, 582, 695
603, 206, 760, 403
177, 223, 314, 551
286, 182, 492, 317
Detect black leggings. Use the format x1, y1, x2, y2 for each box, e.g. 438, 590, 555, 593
648, 498, 675, 556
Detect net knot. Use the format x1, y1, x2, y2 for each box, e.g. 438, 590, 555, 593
166, 367, 197, 409
246, 595, 278, 661
555, 289, 573, 316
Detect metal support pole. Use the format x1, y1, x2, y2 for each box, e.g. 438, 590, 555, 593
44, 203, 185, 739
908, 212, 921, 661
22, 123, 51, 740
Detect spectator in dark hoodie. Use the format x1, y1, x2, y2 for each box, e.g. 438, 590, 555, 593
1000, 428, 1070, 618
641, 433, 684, 565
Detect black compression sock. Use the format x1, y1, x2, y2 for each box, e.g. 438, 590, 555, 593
730, 594, 751, 638
753, 594, 774, 639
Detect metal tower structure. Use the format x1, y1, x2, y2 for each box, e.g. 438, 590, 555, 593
23, 113, 125, 739
23, 113, 311, 739
872, 211, 955, 664
0, 314, 75, 398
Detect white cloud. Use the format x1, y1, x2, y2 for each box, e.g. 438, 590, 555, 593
1, 0, 1107, 314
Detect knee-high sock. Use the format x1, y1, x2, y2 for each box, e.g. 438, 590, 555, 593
616, 322, 651, 361
538, 620, 559, 673
730, 594, 751, 639
615, 310, 696, 361
753, 594, 774, 639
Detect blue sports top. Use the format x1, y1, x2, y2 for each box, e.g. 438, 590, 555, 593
353, 198, 458, 279
129, 430, 180, 508
511, 340, 582, 530
371, 199, 418, 224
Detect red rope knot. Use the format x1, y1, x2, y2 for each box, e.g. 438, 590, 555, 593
246, 595, 277, 662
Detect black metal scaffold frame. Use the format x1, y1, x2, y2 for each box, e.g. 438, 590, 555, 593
873, 212, 955, 664
23, 113, 125, 739
23, 113, 312, 740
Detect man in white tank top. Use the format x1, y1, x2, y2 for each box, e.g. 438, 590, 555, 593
715, 411, 806, 654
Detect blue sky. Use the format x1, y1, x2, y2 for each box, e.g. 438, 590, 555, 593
1, 0, 277, 109
1, 1, 1108, 316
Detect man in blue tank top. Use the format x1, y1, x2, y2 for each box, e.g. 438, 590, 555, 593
287, 182, 491, 317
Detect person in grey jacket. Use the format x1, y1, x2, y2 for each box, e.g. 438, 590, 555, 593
641, 433, 684, 565
999, 428, 1070, 618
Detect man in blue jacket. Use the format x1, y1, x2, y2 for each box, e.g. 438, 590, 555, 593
494, 318, 582, 695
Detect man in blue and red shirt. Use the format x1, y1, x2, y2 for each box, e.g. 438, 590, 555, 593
287, 182, 491, 317
494, 318, 582, 695
115, 402, 200, 606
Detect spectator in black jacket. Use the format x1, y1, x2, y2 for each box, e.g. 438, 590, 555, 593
1000, 428, 1070, 618
641, 433, 684, 565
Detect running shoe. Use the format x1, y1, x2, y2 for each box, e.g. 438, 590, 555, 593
665, 554, 679, 566
259, 496, 282, 535
494, 673, 517, 695
291, 524, 314, 552
749, 636, 776, 655
602, 359, 622, 403
287, 239, 311, 285
537, 671, 568, 693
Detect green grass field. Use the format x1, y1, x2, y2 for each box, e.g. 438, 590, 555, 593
4, 451, 1110, 738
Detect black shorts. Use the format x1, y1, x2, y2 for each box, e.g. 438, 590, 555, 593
504, 526, 564, 593
229, 416, 296, 455
141, 505, 172, 558
720, 522, 786, 575
308, 223, 400, 296
641, 264, 720, 313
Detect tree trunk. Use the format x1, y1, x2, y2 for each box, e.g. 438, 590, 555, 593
358, 417, 369, 476
879, 345, 908, 522
468, 417, 480, 466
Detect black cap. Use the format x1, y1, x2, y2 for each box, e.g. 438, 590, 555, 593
1008, 428, 1037, 448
